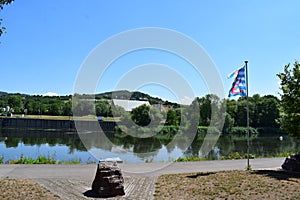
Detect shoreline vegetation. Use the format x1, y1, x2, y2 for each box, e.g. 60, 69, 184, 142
0, 151, 298, 165
0, 116, 298, 164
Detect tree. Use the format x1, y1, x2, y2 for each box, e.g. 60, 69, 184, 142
7, 94, 23, 113
0, 0, 14, 37
149, 106, 164, 126
62, 101, 72, 116
258, 95, 280, 128
277, 61, 300, 137
165, 109, 179, 126
48, 103, 62, 116
131, 104, 151, 126
96, 100, 111, 117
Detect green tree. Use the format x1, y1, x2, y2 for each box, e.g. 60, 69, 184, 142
258, 95, 280, 128
165, 109, 179, 126
62, 101, 72, 116
96, 100, 111, 117
7, 94, 23, 113
149, 106, 164, 126
48, 103, 62, 115
277, 61, 300, 137
0, 0, 14, 37
131, 104, 151, 126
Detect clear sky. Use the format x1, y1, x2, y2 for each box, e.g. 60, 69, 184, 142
1, 0, 300, 103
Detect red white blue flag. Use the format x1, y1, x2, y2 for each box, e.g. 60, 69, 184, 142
228, 66, 246, 97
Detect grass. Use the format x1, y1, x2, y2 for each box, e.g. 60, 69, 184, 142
175, 155, 208, 162
4, 154, 81, 164
0, 178, 60, 200
174, 152, 298, 162
154, 170, 300, 199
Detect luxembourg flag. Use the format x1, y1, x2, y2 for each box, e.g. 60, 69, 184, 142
228, 65, 247, 97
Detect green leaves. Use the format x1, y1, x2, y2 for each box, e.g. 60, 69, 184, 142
277, 61, 300, 137
0, 0, 14, 38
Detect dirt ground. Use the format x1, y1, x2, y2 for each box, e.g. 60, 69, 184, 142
0, 178, 60, 200
154, 170, 300, 200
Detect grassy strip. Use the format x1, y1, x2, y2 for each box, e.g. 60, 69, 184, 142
154, 170, 300, 200
175, 152, 299, 162
1, 155, 81, 164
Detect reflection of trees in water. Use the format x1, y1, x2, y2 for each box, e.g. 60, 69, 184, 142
1, 128, 299, 160
0, 128, 86, 153
191, 134, 300, 158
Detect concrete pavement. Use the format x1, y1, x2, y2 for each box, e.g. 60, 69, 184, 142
0, 157, 285, 179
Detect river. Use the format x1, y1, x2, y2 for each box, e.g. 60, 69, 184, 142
0, 128, 299, 163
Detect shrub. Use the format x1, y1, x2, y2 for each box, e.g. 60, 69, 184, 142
230, 127, 258, 137
175, 155, 207, 162
197, 126, 220, 137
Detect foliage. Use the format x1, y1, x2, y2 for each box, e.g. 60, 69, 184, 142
221, 152, 255, 160
229, 127, 258, 137
131, 104, 151, 126
174, 155, 207, 162
165, 109, 179, 126
0, 0, 14, 37
10, 155, 56, 164
0, 90, 283, 137
197, 126, 220, 137
277, 61, 300, 137
96, 100, 112, 117
0, 156, 3, 164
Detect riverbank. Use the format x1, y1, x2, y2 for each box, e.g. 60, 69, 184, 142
0, 158, 288, 199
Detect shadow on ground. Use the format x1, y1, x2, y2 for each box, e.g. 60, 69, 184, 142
186, 172, 216, 179
83, 190, 101, 198
83, 190, 125, 199
252, 170, 300, 181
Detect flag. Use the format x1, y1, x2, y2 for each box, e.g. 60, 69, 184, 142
228, 65, 246, 97
227, 66, 243, 79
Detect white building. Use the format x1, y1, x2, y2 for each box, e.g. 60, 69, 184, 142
112, 99, 150, 112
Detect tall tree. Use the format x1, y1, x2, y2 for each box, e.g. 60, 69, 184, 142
277, 61, 300, 137
0, 0, 14, 37
131, 104, 151, 126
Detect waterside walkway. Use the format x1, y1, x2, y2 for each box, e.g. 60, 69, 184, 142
0, 158, 285, 199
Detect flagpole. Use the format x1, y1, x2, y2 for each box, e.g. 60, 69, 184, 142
245, 60, 250, 169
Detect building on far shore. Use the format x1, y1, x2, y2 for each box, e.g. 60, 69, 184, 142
111, 99, 150, 112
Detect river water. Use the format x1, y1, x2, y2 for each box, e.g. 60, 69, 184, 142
0, 128, 299, 163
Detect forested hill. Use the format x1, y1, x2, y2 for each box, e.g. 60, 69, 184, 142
95, 90, 177, 106
0, 91, 8, 96
0, 90, 179, 114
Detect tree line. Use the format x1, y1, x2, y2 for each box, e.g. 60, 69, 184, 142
0, 92, 281, 131
1, 60, 299, 137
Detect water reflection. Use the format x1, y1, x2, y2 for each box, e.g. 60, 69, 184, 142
0, 128, 299, 163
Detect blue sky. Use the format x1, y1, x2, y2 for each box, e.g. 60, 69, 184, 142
1, 0, 300, 102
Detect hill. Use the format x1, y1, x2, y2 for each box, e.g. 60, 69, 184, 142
96, 90, 179, 107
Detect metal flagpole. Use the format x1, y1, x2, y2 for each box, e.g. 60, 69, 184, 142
245, 60, 250, 169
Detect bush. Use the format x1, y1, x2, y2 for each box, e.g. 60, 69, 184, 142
256, 127, 286, 135
221, 152, 255, 160
10, 155, 56, 164
230, 127, 258, 137
0, 156, 3, 164
197, 126, 220, 137
175, 155, 207, 162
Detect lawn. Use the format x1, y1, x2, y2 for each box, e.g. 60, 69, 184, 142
154, 170, 300, 200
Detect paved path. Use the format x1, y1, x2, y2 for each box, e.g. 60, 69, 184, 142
0, 158, 285, 199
